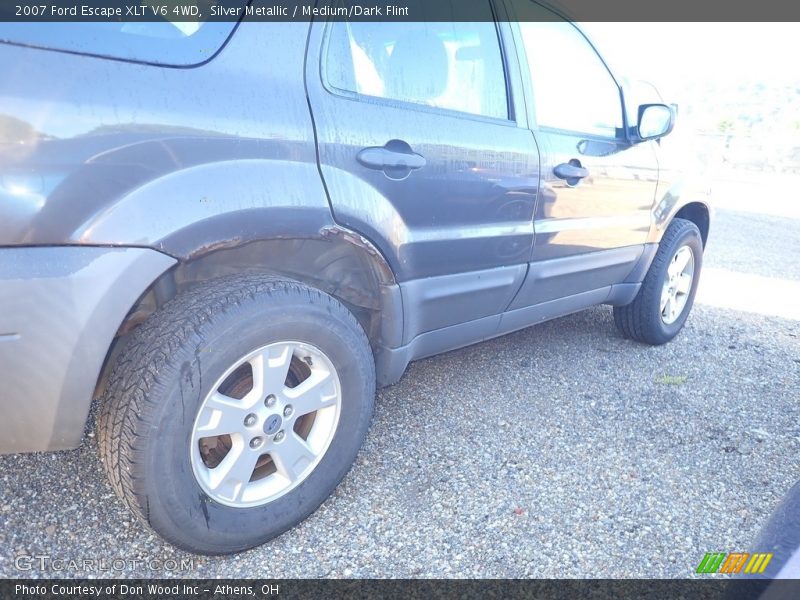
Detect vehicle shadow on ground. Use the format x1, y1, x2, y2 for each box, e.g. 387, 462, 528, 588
0, 303, 797, 578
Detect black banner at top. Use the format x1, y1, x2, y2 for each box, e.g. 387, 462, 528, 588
2, 0, 800, 22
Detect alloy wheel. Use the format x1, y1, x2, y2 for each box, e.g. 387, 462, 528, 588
190, 341, 341, 508
660, 245, 695, 325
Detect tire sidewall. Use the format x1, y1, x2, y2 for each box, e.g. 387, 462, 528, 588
140, 293, 373, 554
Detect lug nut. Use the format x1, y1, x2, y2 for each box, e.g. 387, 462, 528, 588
264, 394, 277, 407
249, 437, 263, 449
283, 405, 293, 418
244, 413, 257, 427
273, 430, 285, 442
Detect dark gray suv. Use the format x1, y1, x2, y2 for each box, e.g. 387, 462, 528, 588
0, 4, 710, 554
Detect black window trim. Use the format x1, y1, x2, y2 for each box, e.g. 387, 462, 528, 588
0, 19, 245, 69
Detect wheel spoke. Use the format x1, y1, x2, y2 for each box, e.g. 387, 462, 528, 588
670, 296, 680, 321
660, 286, 671, 312
676, 272, 692, 294
249, 343, 294, 400
195, 392, 246, 437
662, 294, 673, 319
207, 443, 259, 502
668, 256, 680, 277
270, 433, 316, 482
674, 247, 692, 273
283, 369, 337, 417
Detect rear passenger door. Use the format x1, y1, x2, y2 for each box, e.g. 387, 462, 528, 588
306, 7, 540, 344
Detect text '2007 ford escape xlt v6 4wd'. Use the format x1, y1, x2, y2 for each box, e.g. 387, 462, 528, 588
0, 2, 710, 554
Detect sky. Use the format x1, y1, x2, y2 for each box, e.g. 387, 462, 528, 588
580, 23, 800, 100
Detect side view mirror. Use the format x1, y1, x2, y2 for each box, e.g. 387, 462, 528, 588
636, 103, 676, 141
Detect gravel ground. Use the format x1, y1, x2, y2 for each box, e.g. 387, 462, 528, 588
1, 176, 798, 579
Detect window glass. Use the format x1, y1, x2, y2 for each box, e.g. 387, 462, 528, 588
326, 18, 508, 120
518, 18, 622, 136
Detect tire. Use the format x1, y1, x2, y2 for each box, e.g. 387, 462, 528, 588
613, 218, 704, 345
97, 274, 375, 555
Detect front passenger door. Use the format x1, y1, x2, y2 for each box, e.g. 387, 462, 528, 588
508, 6, 660, 308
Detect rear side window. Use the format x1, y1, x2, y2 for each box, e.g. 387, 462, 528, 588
325, 16, 509, 120
0, 18, 244, 66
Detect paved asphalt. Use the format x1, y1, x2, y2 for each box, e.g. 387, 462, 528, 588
1, 171, 798, 578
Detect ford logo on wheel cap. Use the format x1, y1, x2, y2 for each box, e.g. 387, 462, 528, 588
263, 414, 282, 436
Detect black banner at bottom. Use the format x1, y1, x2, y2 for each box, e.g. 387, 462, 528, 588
4, 579, 800, 600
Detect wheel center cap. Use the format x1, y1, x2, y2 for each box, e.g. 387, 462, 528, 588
263, 414, 282, 435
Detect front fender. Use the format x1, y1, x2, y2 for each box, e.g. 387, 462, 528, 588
648, 177, 713, 245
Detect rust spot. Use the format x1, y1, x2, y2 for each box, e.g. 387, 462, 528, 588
117, 309, 151, 335
321, 226, 394, 283
186, 237, 243, 260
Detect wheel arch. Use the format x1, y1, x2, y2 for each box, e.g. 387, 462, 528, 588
93, 229, 403, 403
673, 201, 710, 247
75, 158, 404, 400
650, 184, 712, 249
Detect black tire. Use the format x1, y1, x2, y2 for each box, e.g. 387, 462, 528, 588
97, 275, 375, 555
613, 218, 703, 345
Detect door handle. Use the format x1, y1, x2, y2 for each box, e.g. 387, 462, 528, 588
553, 160, 589, 186
357, 139, 426, 180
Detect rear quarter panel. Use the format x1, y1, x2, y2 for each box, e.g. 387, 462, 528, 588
0, 22, 331, 251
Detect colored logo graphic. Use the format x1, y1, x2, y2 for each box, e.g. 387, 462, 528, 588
696, 552, 773, 574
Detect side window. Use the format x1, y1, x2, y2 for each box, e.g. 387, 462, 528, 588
518, 19, 623, 137
325, 18, 509, 120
